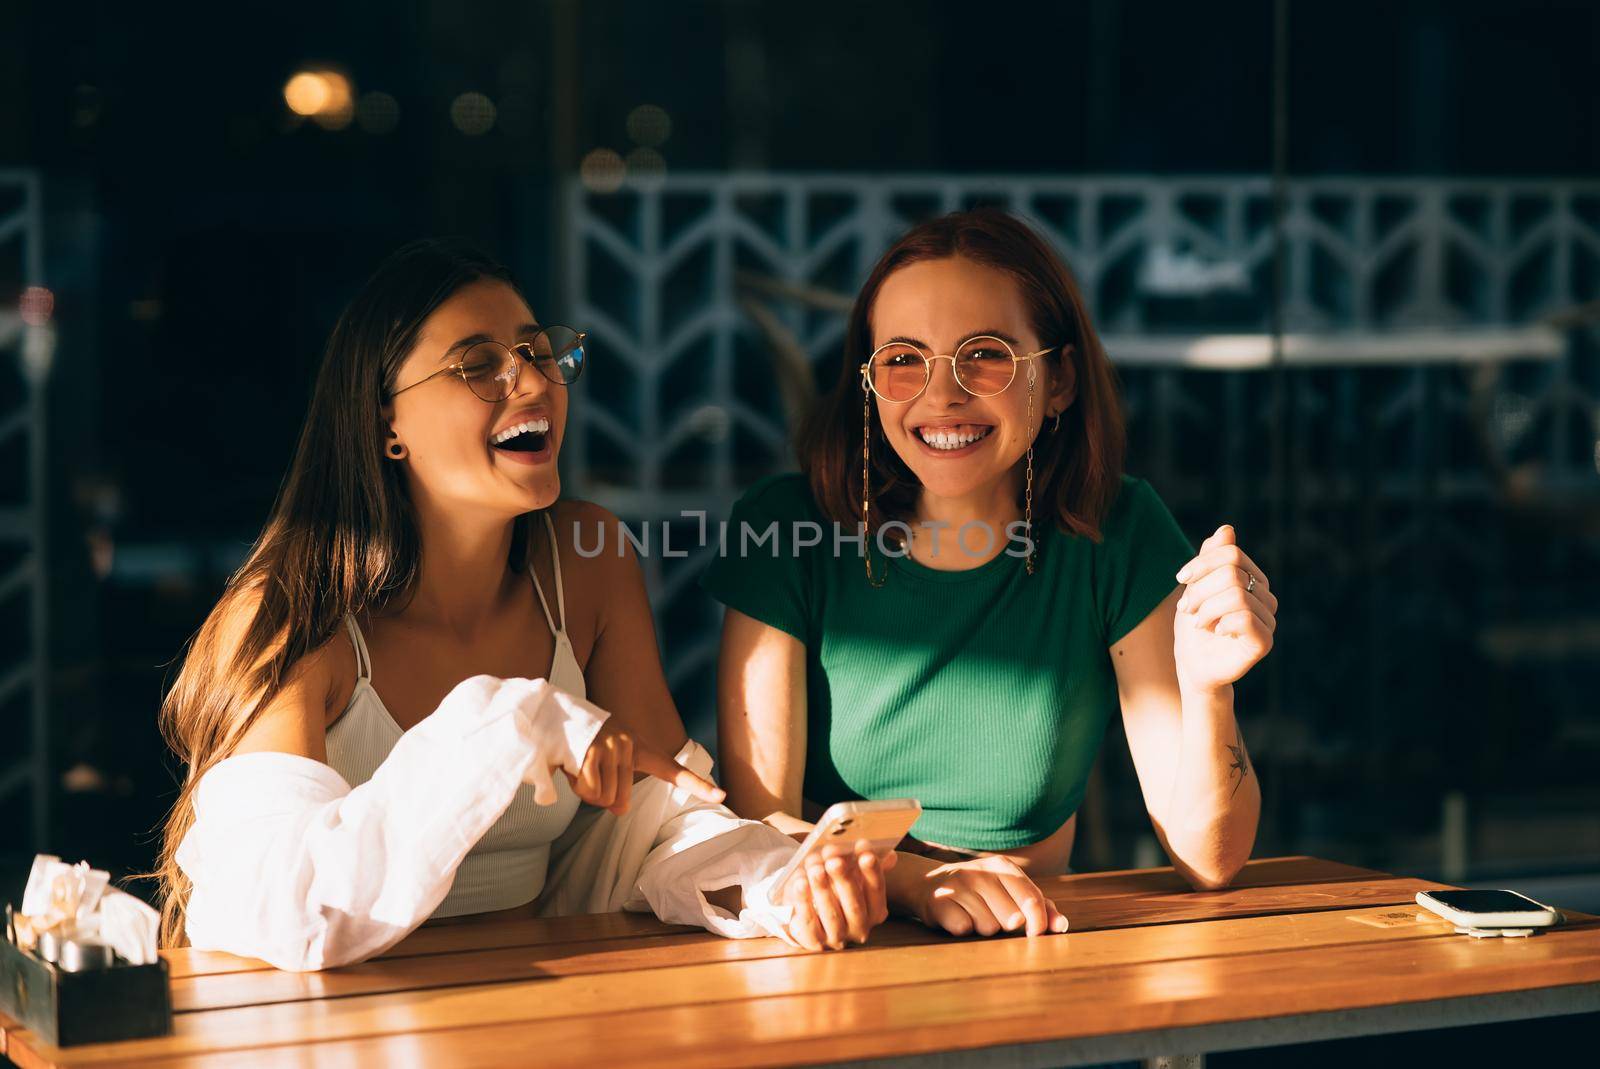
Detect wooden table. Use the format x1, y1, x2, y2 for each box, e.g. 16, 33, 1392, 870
3, 857, 1598, 1068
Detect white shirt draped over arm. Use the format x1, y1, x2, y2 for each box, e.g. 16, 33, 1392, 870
537, 738, 798, 940
175, 675, 608, 972
176, 675, 799, 971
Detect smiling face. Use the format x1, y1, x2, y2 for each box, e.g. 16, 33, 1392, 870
384, 278, 566, 519
869, 256, 1070, 511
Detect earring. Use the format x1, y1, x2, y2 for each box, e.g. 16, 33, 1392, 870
1024, 373, 1036, 576
387, 442, 406, 459
1052, 411, 1062, 433
862, 384, 885, 588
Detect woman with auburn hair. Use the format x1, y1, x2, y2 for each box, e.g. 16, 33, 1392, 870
704, 208, 1275, 938
154, 238, 893, 971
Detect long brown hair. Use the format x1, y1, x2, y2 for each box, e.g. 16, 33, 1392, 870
798, 208, 1126, 545
153, 238, 532, 946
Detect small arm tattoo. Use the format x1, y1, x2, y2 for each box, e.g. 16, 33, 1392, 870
1225, 736, 1251, 798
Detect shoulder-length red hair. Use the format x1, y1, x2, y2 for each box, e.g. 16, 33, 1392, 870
798, 208, 1126, 542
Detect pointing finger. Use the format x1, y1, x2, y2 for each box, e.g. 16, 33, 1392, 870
633, 744, 727, 804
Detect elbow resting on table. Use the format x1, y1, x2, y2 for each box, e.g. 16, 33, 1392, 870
1173, 843, 1250, 891
1159, 805, 1258, 892
1161, 829, 1250, 891
1184, 864, 1241, 892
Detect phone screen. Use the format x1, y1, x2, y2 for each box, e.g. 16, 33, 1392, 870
1426, 890, 1546, 914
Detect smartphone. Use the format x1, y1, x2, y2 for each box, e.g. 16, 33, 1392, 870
1415, 889, 1561, 929
770, 798, 922, 892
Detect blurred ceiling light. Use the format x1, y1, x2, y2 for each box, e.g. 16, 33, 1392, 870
626, 104, 671, 147
625, 146, 667, 188
284, 68, 355, 130
580, 148, 627, 194
357, 91, 401, 134
19, 286, 55, 327
450, 92, 497, 136
284, 72, 330, 115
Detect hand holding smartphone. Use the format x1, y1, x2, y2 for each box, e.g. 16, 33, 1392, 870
770, 799, 921, 896
762, 799, 920, 951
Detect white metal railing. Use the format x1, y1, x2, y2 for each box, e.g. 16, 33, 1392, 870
0, 168, 48, 849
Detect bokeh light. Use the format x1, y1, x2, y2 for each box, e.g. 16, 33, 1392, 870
626, 146, 667, 188
450, 92, 497, 136
283, 72, 330, 116
19, 286, 55, 327
626, 104, 672, 147
283, 68, 355, 130
579, 148, 627, 193
356, 91, 400, 134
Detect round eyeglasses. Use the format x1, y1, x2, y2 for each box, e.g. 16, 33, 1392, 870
860, 335, 1057, 404
391, 325, 587, 403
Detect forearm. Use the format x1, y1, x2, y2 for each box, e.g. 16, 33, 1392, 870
883, 849, 942, 918
760, 809, 816, 841
1161, 682, 1260, 889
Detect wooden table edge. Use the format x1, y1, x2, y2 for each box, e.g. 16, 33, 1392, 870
34, 973, 1597, 1069
804, 981, 1600, 1069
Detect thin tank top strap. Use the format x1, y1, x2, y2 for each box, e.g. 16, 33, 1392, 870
343, 614, 372, 681
543, 511, 568, 629
530, 511, 567, 636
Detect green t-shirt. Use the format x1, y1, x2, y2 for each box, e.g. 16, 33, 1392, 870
699, 473, 1194, 851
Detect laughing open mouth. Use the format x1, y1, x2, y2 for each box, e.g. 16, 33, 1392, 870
491, 417, 550, 453
916, 424, 994, 451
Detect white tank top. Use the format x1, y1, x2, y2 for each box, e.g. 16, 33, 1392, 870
326, 512, 586, 918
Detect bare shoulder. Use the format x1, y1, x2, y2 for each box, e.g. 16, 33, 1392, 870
204, 585, 359, 756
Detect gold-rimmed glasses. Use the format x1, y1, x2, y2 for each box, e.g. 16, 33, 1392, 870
391, 325, 587, 402
860, 334, 1056, 404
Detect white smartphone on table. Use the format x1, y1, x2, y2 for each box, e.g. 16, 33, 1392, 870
771, 798, 922, 892
1415, 889, 1561, 929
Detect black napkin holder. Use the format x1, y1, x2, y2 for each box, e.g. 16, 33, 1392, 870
0, 916, 171, 1047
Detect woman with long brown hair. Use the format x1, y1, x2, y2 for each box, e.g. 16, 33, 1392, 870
705, 209, 1276, 938
156, 238, 892, 970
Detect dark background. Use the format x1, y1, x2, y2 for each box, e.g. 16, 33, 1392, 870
2, 2, 1597, 1062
